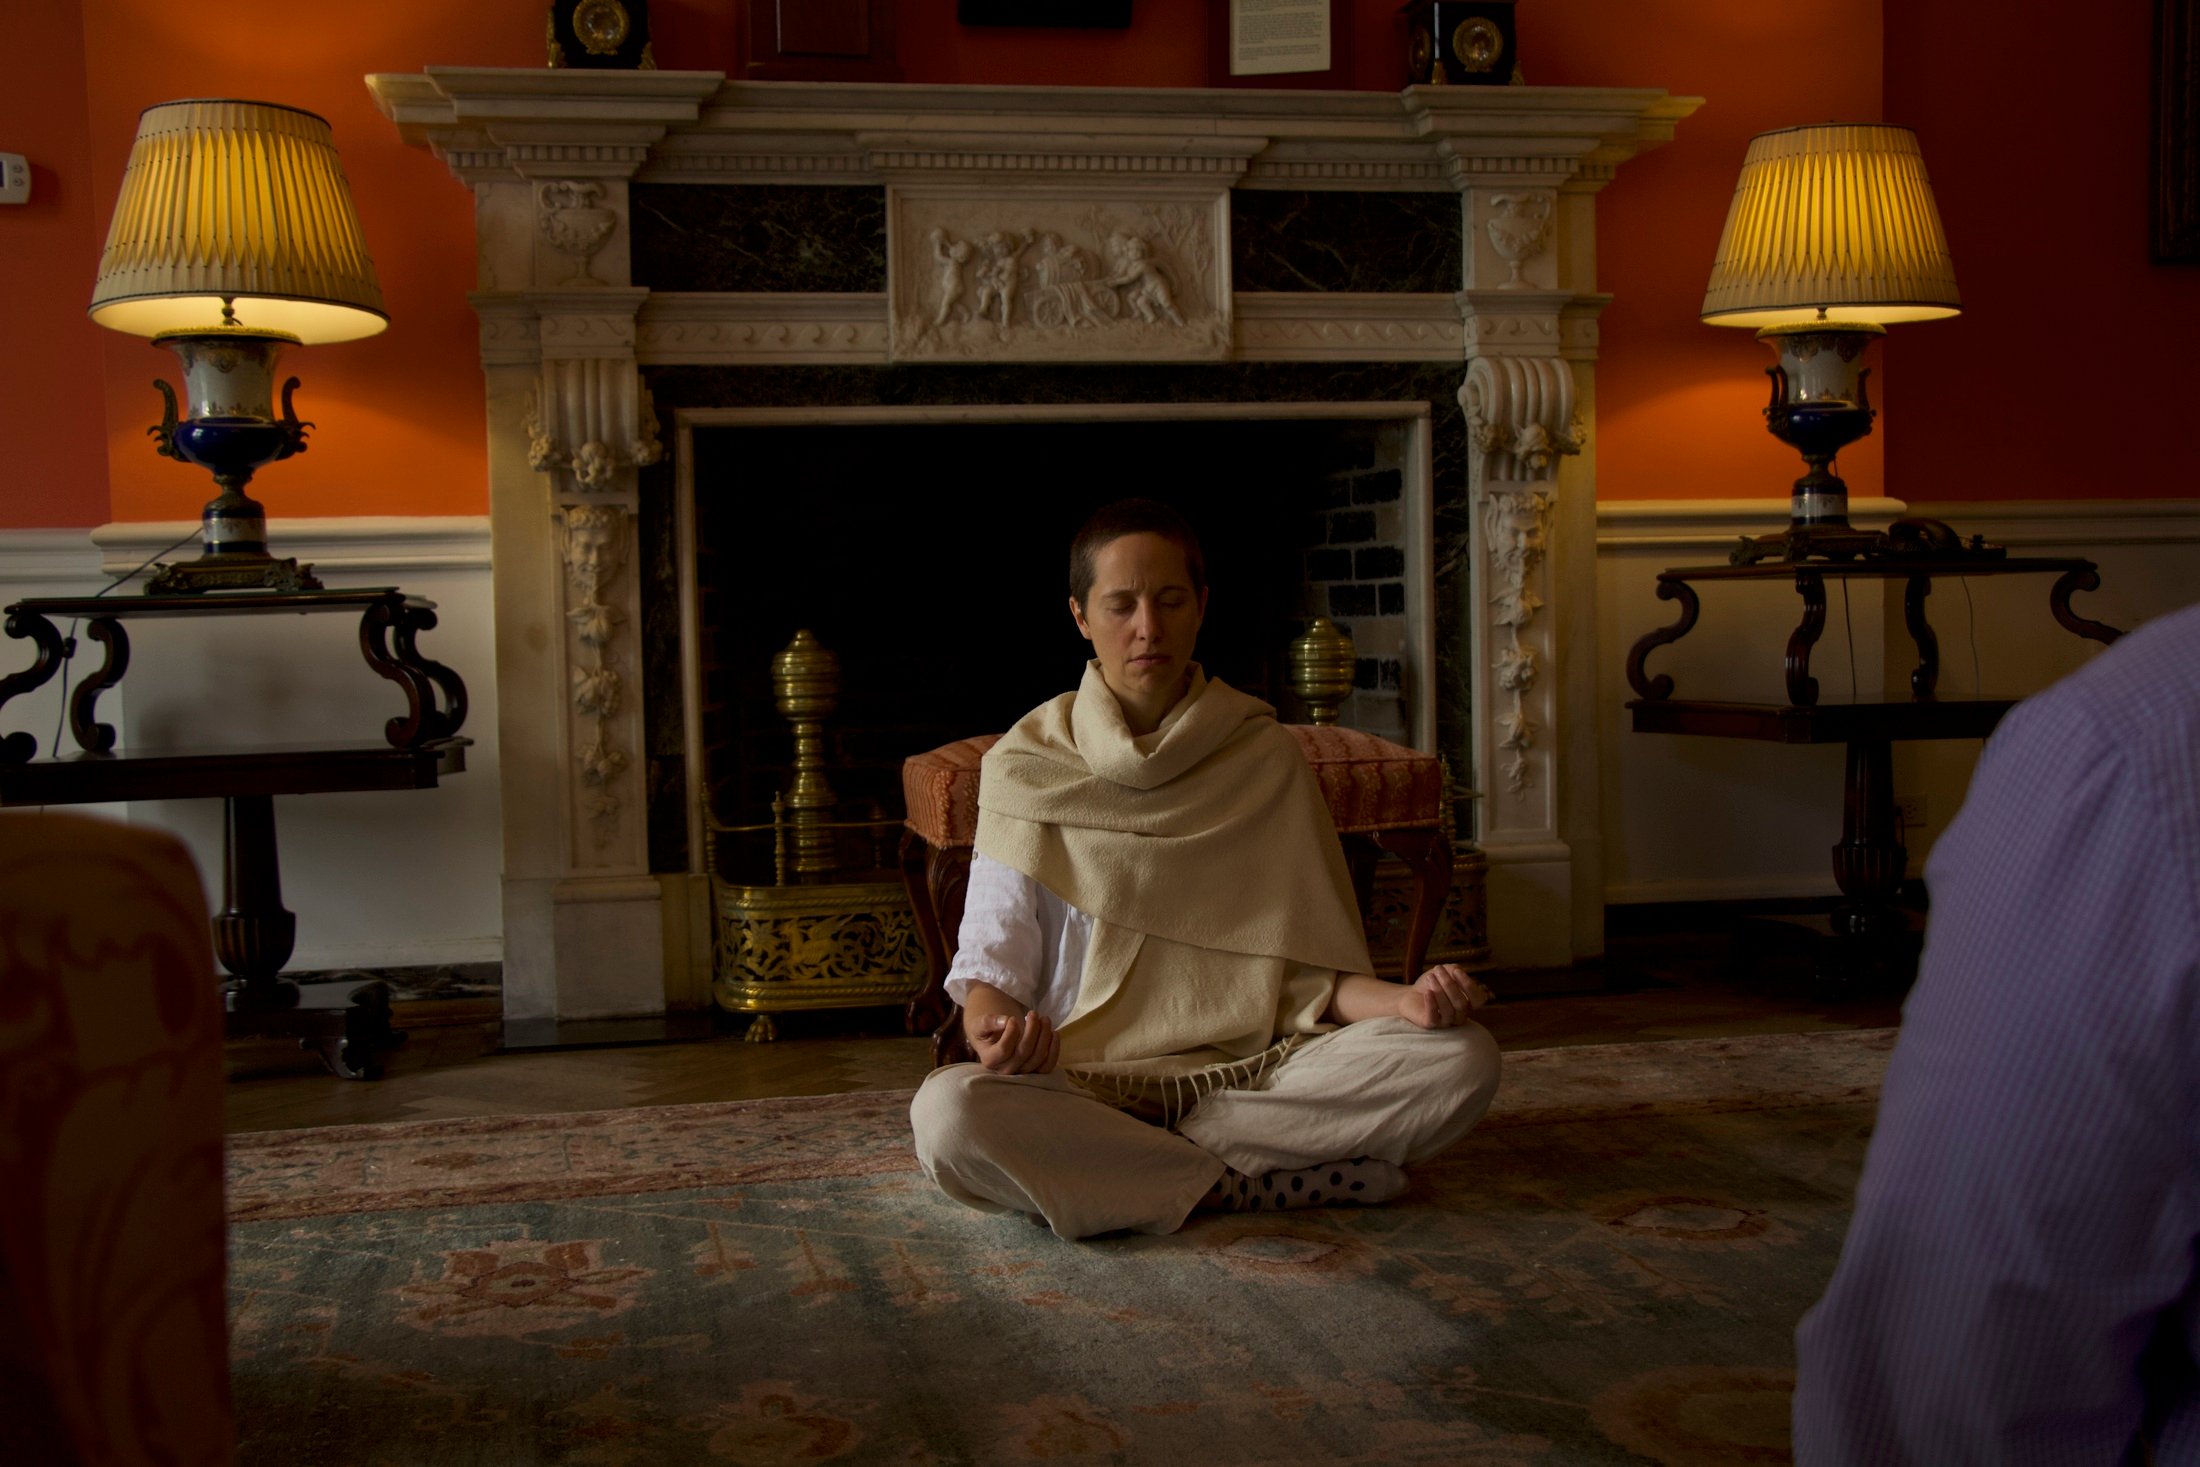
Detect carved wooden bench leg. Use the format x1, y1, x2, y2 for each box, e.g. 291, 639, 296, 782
1371, 826, 1452, 983
899, 828, 952, 1037
916, 842, 977, 1069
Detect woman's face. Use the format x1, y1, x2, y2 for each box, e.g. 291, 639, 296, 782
1069, 532, 1208, 715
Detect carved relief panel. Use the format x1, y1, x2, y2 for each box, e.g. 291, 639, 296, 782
888, 193, 1230, 362
557, 500, 642, 862
531, 176, 634, 289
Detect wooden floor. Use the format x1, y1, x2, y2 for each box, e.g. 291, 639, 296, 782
223, 916, 1911, 1135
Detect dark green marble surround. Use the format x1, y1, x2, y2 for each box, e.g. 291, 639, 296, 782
631, 185, 888, 294
1231, 191, 1464, 294
638, 363, 1472, 875
627, 186, 1465, 297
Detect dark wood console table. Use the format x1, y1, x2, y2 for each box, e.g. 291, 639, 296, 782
1624, 556, 2121, 970
0, 589, 469, 1078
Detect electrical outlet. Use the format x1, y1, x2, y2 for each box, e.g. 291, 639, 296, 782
1895, 793, 1929, 829
0, 154, 28, 205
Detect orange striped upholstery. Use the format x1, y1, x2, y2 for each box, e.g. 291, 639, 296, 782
901, 725, 1441, 847
1283, 725, 1446, 834
900, 735, 1001, 849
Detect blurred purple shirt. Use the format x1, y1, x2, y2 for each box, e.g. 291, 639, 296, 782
1795, 600, 2200, 1465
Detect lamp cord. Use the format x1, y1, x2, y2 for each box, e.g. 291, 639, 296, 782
1840, 579, 1858, 700
39, 529, 202, 798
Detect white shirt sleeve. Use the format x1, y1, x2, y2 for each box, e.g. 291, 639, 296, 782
943, 851, 1087, 1029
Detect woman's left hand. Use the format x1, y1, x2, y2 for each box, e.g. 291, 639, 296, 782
1398, 964, 1493, 1029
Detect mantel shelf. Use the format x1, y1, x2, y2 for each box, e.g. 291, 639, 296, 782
368, 68, 1702, 189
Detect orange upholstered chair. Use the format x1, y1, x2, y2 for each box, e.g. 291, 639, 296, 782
0, 812, 233, 1465
899, 726, 1451, 1068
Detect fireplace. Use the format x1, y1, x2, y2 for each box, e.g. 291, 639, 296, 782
371, 69, 1699, 1021
658, 400, 1447, 871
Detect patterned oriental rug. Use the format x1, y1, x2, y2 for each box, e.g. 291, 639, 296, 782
225, 1028, 1895, 1466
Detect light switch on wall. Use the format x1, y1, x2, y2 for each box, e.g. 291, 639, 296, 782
0, 154, 29, 205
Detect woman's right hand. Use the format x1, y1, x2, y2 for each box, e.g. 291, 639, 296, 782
969, 1011, 1060, 1075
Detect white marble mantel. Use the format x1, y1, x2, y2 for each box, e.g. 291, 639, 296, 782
370, 69, 1698, 1017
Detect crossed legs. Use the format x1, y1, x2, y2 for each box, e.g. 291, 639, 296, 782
909, 1017, 1500, 1241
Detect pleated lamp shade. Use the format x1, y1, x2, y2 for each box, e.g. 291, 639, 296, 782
1701, 123, 1960, 330
89, 99, 387, 345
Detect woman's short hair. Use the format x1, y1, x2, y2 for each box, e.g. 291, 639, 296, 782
1068, 499, 1208, 607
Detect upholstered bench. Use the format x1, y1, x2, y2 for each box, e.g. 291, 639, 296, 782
899, 726, 1452, 1068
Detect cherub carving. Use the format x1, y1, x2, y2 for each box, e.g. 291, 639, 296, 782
929, 228, 973, 327
571, 440, 617, 489
1107, 233, 1184, 326
973, 230, 1032, 329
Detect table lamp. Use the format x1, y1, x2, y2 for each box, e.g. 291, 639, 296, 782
89, 99, 387, 594
1702, 123, 1962, 565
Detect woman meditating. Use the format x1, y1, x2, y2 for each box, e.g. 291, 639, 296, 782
910, 499, 1500, 1241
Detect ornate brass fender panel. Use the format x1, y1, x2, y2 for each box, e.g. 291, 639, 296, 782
711, 878, 928, 1033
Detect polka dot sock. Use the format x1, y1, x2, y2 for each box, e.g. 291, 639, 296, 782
1200, 1157, 1408, 1213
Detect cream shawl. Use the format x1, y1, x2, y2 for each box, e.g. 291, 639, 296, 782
975, 663, 1372, 1107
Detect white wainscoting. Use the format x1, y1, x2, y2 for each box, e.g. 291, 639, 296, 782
17, 502, 2186, 967
1597, 499, 2200, 905
3, 519, 502, 970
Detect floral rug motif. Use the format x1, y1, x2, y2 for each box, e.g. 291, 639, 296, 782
227, 1029, 1893, 1465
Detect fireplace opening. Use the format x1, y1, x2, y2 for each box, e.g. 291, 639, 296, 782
685, 412, 1426, 885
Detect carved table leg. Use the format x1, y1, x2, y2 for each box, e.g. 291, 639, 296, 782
216, 794, 298, 1010
2049, 566, 2124, 647
1624, 576, 1701, 701
1904, 575, 1940, 699
1830, 738, 1906, 940
0, 608, 66, 764
1785, 571, 1827, 707
69, 616, 128, 753
393, 604, 469, 739
358, 597, 437, 747
214, 793, 405, 1080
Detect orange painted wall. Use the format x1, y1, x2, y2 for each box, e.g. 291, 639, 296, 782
2, 1, 108, 528
75, 1, 545, 527
1888, 0, 2200, 501
1528, 0, 1885, 502
19, 1, 1901, 530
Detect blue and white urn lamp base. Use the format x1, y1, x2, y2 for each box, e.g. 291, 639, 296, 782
143, 326, 321, 595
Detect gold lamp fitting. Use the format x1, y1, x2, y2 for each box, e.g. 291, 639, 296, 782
772, 630, 841, 879
1289, 617, 1357, 726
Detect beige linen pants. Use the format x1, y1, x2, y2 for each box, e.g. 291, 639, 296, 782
909, 1016, 1499, 1241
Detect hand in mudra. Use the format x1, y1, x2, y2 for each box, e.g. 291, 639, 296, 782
971, 1011, 1060, 1075
1399, 964, 1493, 1030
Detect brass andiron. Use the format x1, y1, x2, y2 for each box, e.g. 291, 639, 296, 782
697, 631, 928, 1042
772, 629, 840, 879
1289, 617, 1357, 726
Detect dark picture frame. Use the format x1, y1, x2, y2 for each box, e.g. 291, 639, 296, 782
746, 0, 900, 81
957, 1, 1134, 25
2156, 0, 2200, 261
